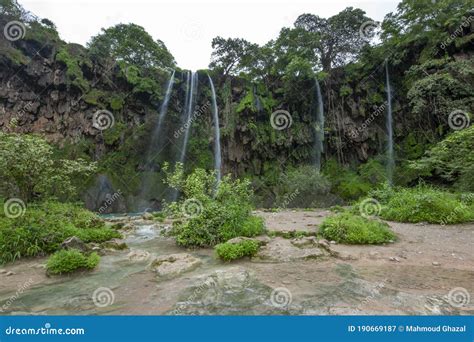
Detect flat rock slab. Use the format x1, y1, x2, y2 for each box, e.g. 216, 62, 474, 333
255, 237, 327, 262
256, 209, 332, 234
149, 253, 202, 279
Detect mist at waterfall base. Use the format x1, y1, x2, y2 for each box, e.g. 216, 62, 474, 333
385, 62, 394, 185
314, 79, 325, 172
208, 75, 222, 184
136, 70, 175, 212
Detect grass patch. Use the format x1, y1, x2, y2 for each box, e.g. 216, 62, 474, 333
215, 240, 260, 261
371, 185, 474, 224
46, 249, 100, 275
320, 212, 396, 244
0, 201, 121, 264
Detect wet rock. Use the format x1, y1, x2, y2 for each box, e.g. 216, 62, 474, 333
389, 257, 400, 262
148, 253, 202, 279
0, 269, 7, 274
127, 250, 153, 262
169, 267, 293, 315
60, 236, 88, 252
317, 239, 330, 250
142, 212, 154, 220
5, 271, 15, 276
256, 237, 326, 262
101, 239, 128, 250
432, 261, 441, 266
254, 235, 271, 246
291, 236, 317, 248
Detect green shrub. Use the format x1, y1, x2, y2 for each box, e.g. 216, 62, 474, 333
410, 126, 474, 191
275, 166, 331, 208
164, 163, 265, 247
320, 212, 396, 244
0, 201, 120, 264
374, 185, 474, 224
322, 159, 372, 201
215, 240, 260, 261
46, 249, 100, 275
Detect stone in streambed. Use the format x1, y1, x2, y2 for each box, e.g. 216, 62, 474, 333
256, 237, 326, 262
148, 253, 202, 279
60, 236, 88, 252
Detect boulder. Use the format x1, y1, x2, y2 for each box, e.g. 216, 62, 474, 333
142, 212, 154, 220
148, 253, 202, 279
127, 249, 153, 262
256, 237, 326, 262
101, 238, 128, 250
60, 236, 88, 252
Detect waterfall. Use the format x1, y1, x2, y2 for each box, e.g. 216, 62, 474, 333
208, 75, 222, 183
179, 71, 198, 164
385, 61, 394, 185
314, 79, 325, 171
171, 71, 198, 201
137, 70, 175, 210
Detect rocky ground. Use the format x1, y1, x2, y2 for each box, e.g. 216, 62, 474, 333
0, 209, 473, 315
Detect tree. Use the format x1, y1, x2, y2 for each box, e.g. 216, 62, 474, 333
0, 134, 97, 202
87, 23, 175, 71
209, 36, 259, 76
294, 7, 373, 71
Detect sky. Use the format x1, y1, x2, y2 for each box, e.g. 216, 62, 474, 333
19, 0, 400, 70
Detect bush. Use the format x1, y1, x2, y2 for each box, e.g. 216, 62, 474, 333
275, 166, 331, 208
164, 163, 265, 247
322, 159, 372, 201
46, 249, 100, 275
410, 126, 474, 192
320, 212, 396, 244
215, 240, 260, 261
0, 133, 96, 202
0, 201, 121, 264
374, 185, 474, 224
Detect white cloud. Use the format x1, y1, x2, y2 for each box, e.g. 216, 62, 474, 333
19, 0, 399, 70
